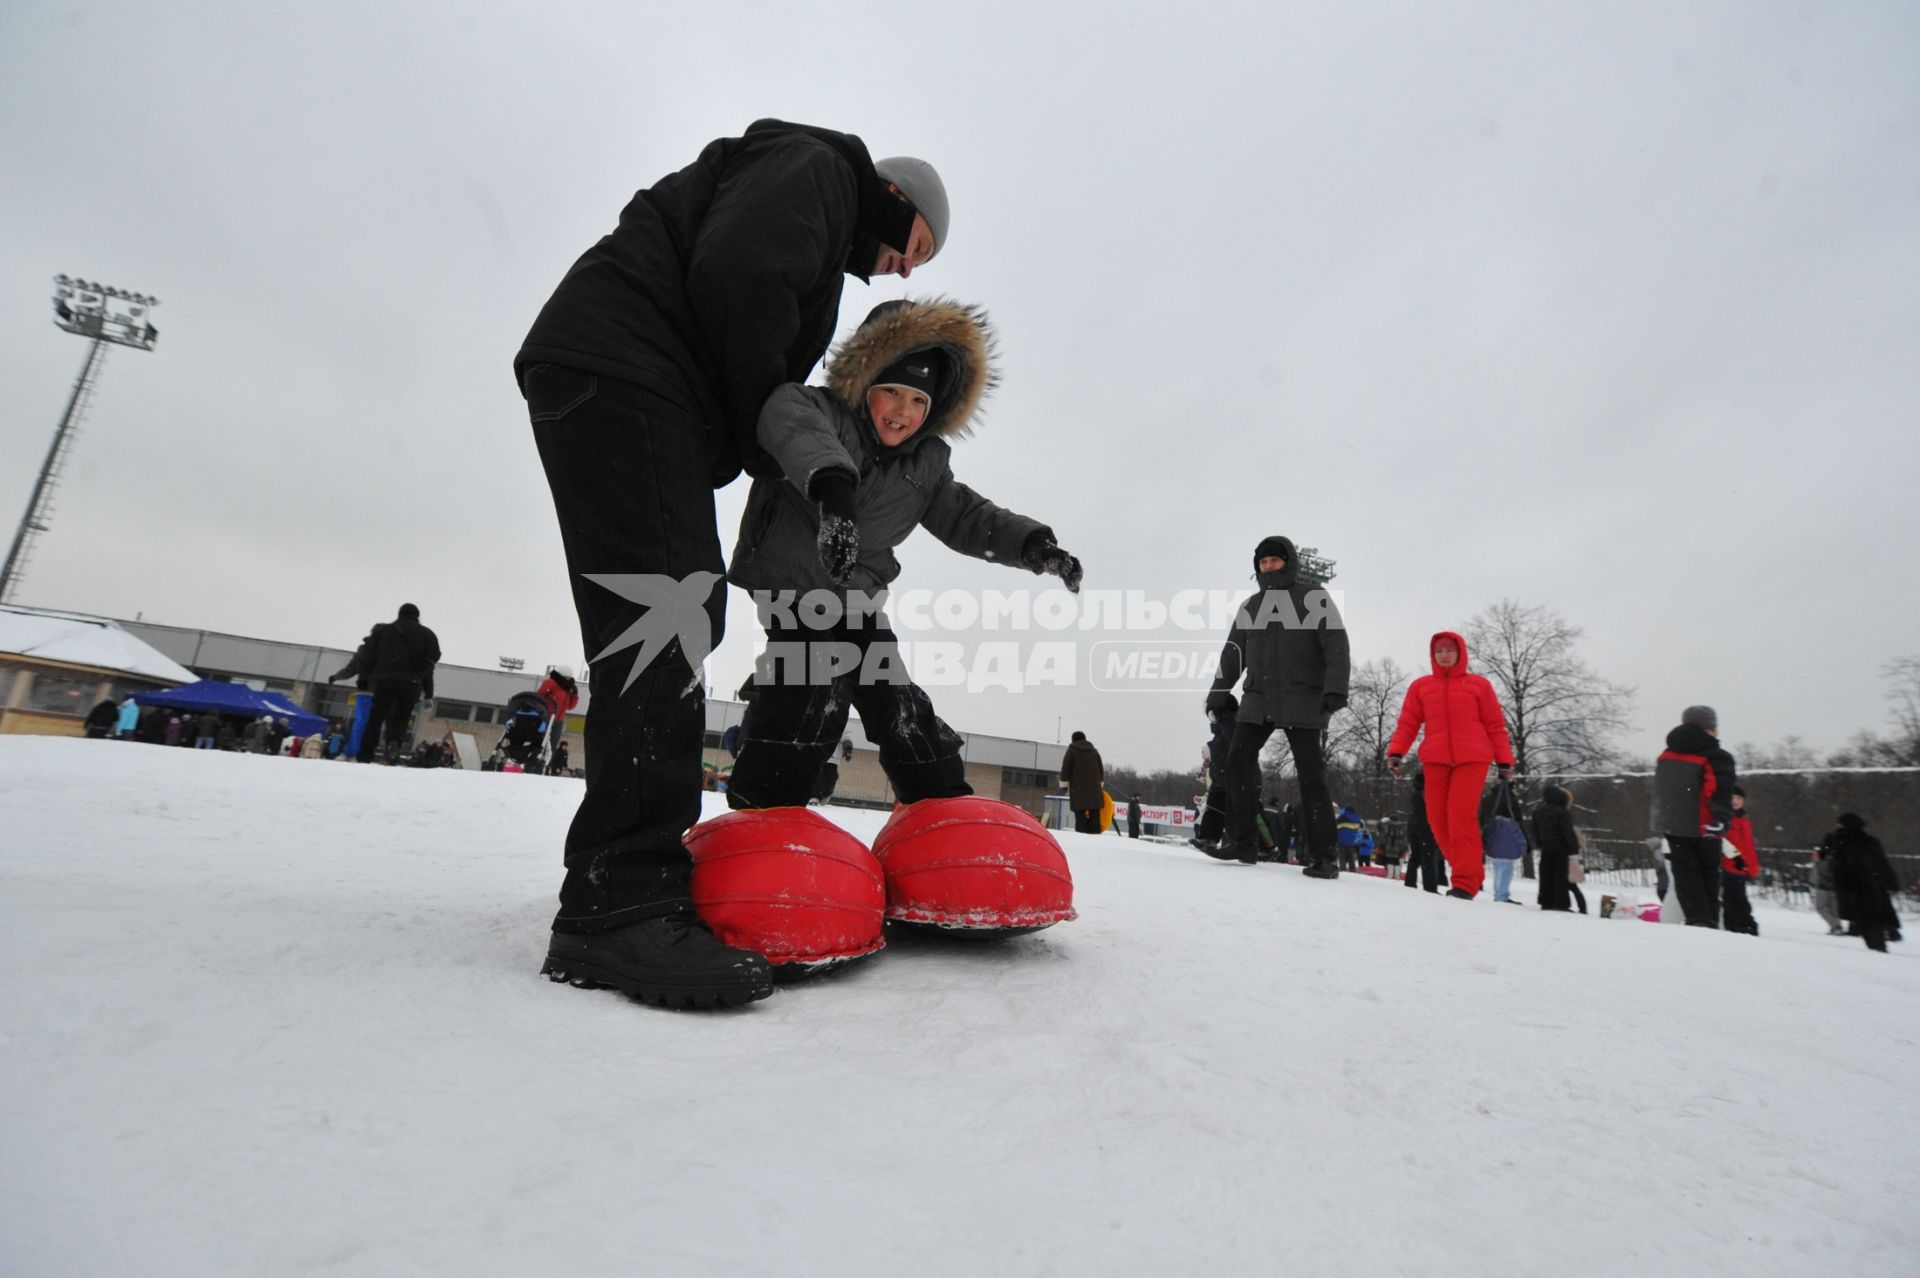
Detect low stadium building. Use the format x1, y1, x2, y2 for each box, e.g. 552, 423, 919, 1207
44, 614, 1073, 817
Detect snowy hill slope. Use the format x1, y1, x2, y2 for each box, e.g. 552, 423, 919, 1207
2, 737, 1915, 1277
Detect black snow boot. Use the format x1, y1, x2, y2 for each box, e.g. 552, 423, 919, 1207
1205, 840, 1259, 865
543, 913, 774, 1010
1302, 859, 1340, 880
1445, 887, 1474, 900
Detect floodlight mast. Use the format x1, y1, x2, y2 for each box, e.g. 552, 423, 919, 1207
0, 276, 161, 604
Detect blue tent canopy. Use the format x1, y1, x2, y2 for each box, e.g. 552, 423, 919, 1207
130, 679, 328, 737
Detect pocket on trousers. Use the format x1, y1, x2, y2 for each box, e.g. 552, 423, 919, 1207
522, 363, 599, 423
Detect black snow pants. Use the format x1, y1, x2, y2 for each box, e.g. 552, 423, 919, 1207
359, 680, 420, 762
1225, 721, 1333, 864
725, 618, 970, 811
525, 363, 728, 933
1668, 836, 1724, 928
1721, 870, 1759, 935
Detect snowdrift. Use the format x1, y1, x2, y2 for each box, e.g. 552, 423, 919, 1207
2, 737, 1914, 1276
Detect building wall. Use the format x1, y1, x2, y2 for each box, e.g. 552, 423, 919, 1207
0, 658, 168, 737
61, 618, 1066, 790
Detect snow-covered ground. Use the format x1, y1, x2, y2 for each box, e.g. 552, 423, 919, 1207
2, 736, 1914, 1277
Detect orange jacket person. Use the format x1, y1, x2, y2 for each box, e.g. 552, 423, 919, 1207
1386, 631, 1515, 898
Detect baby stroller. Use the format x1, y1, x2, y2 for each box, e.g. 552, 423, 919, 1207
490, 691, 551, 773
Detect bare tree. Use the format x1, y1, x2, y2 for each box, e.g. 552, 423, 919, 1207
1463, 599, 1635, 776
1828, 658, 1920, 767
1883, 657, 1920, 766
1734, 734, 1821, 770
1326, 656, 1412, 815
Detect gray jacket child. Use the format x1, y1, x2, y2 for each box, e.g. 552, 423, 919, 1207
727, 298, 1062, 601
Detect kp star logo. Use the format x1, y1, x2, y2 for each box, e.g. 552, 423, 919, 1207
582, 572, 724, 694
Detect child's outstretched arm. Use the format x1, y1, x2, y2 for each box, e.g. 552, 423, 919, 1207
920, 471, 1081, 591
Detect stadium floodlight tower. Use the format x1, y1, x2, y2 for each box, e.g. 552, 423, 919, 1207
0, 275, 161, 604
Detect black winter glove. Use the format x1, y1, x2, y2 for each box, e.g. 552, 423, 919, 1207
810, 472, 861, 586
817, 513, 860, 586
1021, 535, 1083, 593
810, 471, 858, 523
1323, 692, 1348, 715
1205, 689, 1233, 716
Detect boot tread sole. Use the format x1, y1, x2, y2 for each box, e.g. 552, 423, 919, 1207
541, 955, 773, 1010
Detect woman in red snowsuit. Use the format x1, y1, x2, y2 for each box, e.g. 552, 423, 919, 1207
1386, 631, 1515, 898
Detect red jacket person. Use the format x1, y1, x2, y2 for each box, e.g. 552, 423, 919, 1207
1387, 631, 1515, 898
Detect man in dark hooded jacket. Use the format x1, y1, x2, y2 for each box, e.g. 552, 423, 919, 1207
517, 121, 949, 1009
1649, 704, 1738, 928
352, 603, 440, 764
1060, 733, 1107, 834
1205, 536, 1351, 875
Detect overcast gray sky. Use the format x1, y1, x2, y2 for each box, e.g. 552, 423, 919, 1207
3, 0, 1915, 771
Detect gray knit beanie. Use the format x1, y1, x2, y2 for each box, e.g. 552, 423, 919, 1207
874, 156, 949, 258
1681, 704, 1718, 731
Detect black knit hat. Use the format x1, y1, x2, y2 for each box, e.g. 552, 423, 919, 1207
871, 348, 947, 406
398, 602, 420, 619
1838, 812, 1866, 831
1252, 535, 1293, 571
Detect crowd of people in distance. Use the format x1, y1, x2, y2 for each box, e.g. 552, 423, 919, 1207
1182, 677, 1903, 952
80, 602, 580, 778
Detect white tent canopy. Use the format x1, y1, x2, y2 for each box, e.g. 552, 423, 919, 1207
0, 605, 196, 685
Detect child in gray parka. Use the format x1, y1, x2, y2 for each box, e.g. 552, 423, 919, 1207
724, 297, 1081, 809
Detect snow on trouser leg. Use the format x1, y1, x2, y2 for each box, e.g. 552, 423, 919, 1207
686, 807, 885, 973
872, 796, 1077, 936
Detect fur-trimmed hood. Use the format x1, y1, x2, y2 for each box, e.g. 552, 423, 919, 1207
824, 297, 997, 439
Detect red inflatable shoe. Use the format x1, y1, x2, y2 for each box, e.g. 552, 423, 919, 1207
872, 797, 1077, 935
685, 808, 885, 971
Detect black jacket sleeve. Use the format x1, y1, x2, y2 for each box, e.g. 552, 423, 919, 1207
684, 141, 858, 453
1211, 610, 1252, 695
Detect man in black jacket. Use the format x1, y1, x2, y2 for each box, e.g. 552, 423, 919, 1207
1060, 732, 1106, 834
516, 120, 948, 1009
83, 698, 119, 739
1648, 704, 1738, 928
348, 603, 441, 764
1205, 536, 1351, 876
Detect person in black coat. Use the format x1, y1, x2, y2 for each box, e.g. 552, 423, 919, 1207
83, 698, 119, 739
516, 121, 948, 1010
1825, 813, 1901, 952
347, 603, 441, 763
1204, 535, 1351, 875
1531, 784, 1586, 913
1403, 770, 1447, 892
